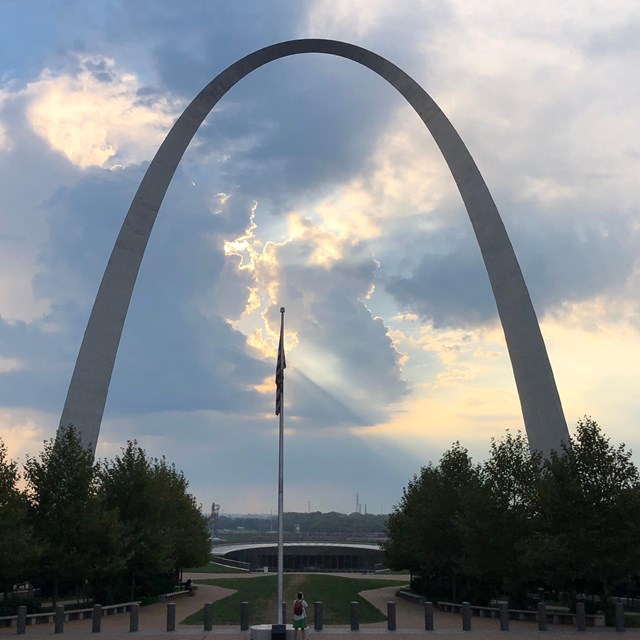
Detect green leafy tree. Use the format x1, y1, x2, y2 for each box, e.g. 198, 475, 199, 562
0, 438, 39, 598
383, 442, 480, 600
152, 456, 210, 571
24, 425, 123, 603
527, 417, 640, 601
458, 430, 542, 602
100, 441, 209, 599
383, 468, 433, 577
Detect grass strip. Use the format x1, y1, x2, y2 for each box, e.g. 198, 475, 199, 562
183, 574, 407, 626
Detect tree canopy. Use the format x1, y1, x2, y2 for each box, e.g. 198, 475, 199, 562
383, 418, 640, 607
1, 428, 209, 606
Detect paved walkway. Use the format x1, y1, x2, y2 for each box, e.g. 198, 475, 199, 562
1, 573, 637, 640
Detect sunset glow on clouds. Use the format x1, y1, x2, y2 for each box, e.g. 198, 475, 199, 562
0, 0, 639, 513
25, 56, 179, 169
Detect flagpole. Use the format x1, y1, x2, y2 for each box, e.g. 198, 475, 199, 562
276, 307, 285, 624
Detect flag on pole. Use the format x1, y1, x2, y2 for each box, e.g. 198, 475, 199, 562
275, 307, 286, 415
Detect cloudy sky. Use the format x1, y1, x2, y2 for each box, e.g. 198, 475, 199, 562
1, 0, 639, 515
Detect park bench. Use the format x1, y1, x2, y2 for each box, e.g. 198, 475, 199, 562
397, 589, 425, 605
158, 586, 197, 602
436, 601, 605, 627
0, 602, 140, 627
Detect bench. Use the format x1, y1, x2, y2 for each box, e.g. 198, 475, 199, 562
0, 602, 140, 627
397, 589, 425, 605
158, 587, 197, 602
436, 601, 605, 627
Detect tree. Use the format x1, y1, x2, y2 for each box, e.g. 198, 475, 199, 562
526, 417, 640, 601
151, 456, 210, 571
0, 438, 39, 598
23, 425, 122, 603
383, 442, 481, 600
458, 430, 543, 602
100, 441, 209, 599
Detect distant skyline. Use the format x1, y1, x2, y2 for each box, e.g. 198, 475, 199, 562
1, 1, 640, 514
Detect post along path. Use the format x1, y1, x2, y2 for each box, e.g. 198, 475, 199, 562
1, 572, 636, 640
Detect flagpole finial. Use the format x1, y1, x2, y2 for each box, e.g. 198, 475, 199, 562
280, 307, 285, 313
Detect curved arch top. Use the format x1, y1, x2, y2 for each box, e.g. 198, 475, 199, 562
59, 39, 569, 456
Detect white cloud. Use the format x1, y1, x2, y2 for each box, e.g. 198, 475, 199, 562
24, 55, 181, 169
0, 253, 49, 322
0, 409, 53, 464
0, 123, 8, 151
304, 0, 397, 40
0, 89, 11, 152
0, 357, 19, 373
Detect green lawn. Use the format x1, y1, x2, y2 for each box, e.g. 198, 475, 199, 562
625, 614, 640, 628
183, 574, 408, 626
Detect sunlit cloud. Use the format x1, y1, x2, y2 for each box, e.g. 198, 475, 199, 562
0, 124, 8, 152
0, 409, 51, 463
221, 199, 293, 359
288, 213, 350, 267
0, 357, 20, 373
23, 55, 180, 169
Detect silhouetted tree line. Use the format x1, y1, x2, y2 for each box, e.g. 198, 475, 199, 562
0, 426, 210, 612
383, 418, 640, 614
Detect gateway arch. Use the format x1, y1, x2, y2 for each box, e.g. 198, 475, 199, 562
58, 39, 569, 457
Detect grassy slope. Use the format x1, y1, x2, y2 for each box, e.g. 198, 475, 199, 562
183, 574, 408, 625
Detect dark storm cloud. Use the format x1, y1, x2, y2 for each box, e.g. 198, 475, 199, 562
186, 54, 402, 215
517, 214, 639, 317
92, 1, 449, 218
0, 311, 75, 410
384, 204, 640, 329
60, 168, 270, 416
0, 155, 269, 416
33, 168, 143, 305
385, 231, 497, 329
108, 312, 269, 415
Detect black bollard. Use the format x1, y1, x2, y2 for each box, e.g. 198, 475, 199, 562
462, 602, 471, 631
537, 602, 547, 631
92, 604, 102, 633
240, 601, 249, 631
17, 605, 27, 635
166, 602, 176, 632
576, 602, 586, 632
387, 601, 396, 631
204, 602, 213, 631
129, 603, 139, 633
350, 601, 359, 631
54, 604, 64, 634
314, 601, 323, 631
615, 600, 625, 633
424, 601, 434, 631
499, 601, 509, 631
